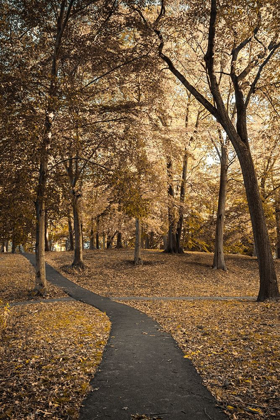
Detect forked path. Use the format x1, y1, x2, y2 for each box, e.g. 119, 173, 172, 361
24, 254, 228, 420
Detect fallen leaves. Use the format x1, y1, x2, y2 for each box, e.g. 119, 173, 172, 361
0, 255, 111, 419
45, 249, 269, 298
45, 249, 280, 419
0, 254, 66, 303
126, 300, 280, 420
2, 250, 280, 419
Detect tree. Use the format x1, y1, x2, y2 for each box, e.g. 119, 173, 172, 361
211, 130, 229, 271
134, 0, 280, 300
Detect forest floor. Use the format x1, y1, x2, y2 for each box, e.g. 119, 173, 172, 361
0, 250, 279, 419
46, 249, 280, 420
0, 254, 111, 419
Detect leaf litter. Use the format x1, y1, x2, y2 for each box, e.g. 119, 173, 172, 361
45, 249, 280, 419
0, 254, 111, 419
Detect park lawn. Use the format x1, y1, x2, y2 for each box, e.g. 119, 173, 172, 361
0, 254, 111, 419
46, 249, 280, 420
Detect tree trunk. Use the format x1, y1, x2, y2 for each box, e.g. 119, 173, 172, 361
150, 231, 154, 249
90, 228, 95, 250
107, 235, 112, 249
35, 159, 47, 293
72, 191, 84, 269
176, 148, 188, 254
236, 145, 279, 300
11, 237, 16, 254
145, 235, 150, 249
45, 212, 50, 252
68, 215, 74, 251
134, 218, 142, 265
213, 143, 228, 270
275, 189, 280, 259
164, 157, 178, 253
96, 216, 100, 249
116, 232, 123, 248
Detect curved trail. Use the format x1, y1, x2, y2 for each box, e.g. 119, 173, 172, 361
24, 254, 228, 420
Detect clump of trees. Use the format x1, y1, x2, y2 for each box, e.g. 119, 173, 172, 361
1, 0, 280, 301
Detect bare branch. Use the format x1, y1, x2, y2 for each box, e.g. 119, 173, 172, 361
245, 42, 280, 107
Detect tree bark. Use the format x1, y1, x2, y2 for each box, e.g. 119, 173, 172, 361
107, 235, 112, 249
72, 190, 84, 269
90, 228, 95, 250
68, 215, 74, 251
96, 215, 100, 249
134, 218, 142, 265
236, 143, 279, 300
35, 187, 47, 293
116, 231, 123, 248
176, 148, 188, 254
45, 211, 50, 252
275, 190, 280, 259
164, 157, 178, 253
89, 216, 95, 250
213, 143, 228, 270
96, 232, 100, 249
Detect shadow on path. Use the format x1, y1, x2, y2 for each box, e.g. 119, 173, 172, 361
24, 254, 228, 420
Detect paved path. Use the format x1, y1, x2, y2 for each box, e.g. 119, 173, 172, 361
24, 254, 228, 420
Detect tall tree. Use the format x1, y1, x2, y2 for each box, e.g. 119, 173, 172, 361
134, 0, 280, 300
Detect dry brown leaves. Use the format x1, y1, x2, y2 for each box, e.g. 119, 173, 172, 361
45, 249, 270, 298
126, 300, 280, 420
0, 254, 66, 302
0, 255, 111, 419
46, 249, 280, 420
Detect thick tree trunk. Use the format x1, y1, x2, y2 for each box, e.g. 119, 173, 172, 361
213, 143, 228, 270
275, 189, 280, 259
165, 224, 177, 253
237, 145, 279, 301
72, 191, 84, 269
134, 218, 142, 265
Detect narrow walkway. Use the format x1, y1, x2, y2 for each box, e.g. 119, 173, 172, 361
24, 254, 228, 420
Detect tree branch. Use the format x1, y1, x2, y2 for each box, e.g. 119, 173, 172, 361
245, 42, 280, 107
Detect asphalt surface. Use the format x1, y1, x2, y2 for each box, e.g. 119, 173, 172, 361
24, 254, 228, 420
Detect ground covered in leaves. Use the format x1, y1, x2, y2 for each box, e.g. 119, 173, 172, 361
0, 254, 111, 419
45, 249, 271, 298
0, 254, 66, 302
46, 249, 280, 420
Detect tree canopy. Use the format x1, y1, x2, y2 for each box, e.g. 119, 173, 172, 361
1, 0, 280, 300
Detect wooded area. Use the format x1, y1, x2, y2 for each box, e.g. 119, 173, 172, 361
1, 0, 280, 301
